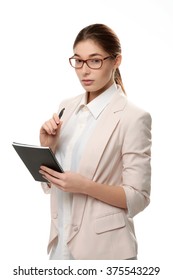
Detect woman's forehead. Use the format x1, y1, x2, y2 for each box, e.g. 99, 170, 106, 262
73, 39, 107, 57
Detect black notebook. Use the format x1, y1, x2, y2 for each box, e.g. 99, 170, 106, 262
12, 142, 64, 182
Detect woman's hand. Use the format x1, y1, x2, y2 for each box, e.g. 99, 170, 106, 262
39, 113, 62, 153
39, 166, 89, 194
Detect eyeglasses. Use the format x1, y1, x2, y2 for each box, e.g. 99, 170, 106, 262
69, 56, 112, 69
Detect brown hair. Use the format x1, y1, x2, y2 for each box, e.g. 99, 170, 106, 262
73, 23, 126, 94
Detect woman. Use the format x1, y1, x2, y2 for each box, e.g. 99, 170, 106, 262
39, 23, 152, 260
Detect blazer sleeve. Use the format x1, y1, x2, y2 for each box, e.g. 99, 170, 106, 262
121, 109, 152, 218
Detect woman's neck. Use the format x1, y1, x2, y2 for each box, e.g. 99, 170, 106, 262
87, 80, 114, 103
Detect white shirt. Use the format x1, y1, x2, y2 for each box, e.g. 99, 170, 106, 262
50, 83, 117, 259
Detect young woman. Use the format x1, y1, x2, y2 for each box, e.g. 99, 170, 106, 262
39, 23, 152, 260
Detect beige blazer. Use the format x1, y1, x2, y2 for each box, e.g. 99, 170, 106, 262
43, 86, 152, 260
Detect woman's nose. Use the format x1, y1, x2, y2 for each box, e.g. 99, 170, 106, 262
81, 62, 91, 74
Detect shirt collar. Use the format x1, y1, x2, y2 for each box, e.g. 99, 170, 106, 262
76, 83, 117, 119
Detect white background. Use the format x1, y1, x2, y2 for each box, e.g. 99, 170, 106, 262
0, 0, 173, 278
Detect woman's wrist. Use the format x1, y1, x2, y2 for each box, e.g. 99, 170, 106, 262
82, 178, 95, 195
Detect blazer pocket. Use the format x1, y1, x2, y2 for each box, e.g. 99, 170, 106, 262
94, 212, 125, 234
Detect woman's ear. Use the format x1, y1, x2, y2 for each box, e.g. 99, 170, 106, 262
114, 55, 122, 69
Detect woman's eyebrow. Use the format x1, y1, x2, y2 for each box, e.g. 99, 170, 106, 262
73, 53, 103, 58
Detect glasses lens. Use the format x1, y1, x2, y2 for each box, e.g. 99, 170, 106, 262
87, 59, 102, 69
70, 58, 83, 68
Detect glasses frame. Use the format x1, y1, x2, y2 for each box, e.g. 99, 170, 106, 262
69, 56, 113, 69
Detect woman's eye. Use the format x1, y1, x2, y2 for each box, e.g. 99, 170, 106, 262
75, 59, 82, 64
91, 59, 101, 64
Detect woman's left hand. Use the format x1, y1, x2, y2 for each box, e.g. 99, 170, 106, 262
39, 166, 89, 194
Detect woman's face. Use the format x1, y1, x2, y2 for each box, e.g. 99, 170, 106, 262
73, 39, 119, 97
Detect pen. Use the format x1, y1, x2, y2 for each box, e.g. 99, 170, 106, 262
58, 108, 65, 119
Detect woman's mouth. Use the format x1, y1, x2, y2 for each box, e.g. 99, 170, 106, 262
82, 79, 94, 86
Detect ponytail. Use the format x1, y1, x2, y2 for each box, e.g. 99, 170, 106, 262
114, 68, 126, 95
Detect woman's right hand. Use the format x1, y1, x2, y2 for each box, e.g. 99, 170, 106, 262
39, 113, 62, 153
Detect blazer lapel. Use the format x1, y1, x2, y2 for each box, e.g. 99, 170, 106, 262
78, 87, 127, 180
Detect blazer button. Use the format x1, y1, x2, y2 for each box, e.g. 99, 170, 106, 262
73, 226, 78, 232
52, 212, 58, 219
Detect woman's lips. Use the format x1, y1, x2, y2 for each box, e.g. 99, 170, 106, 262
82, 79, 94, 86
